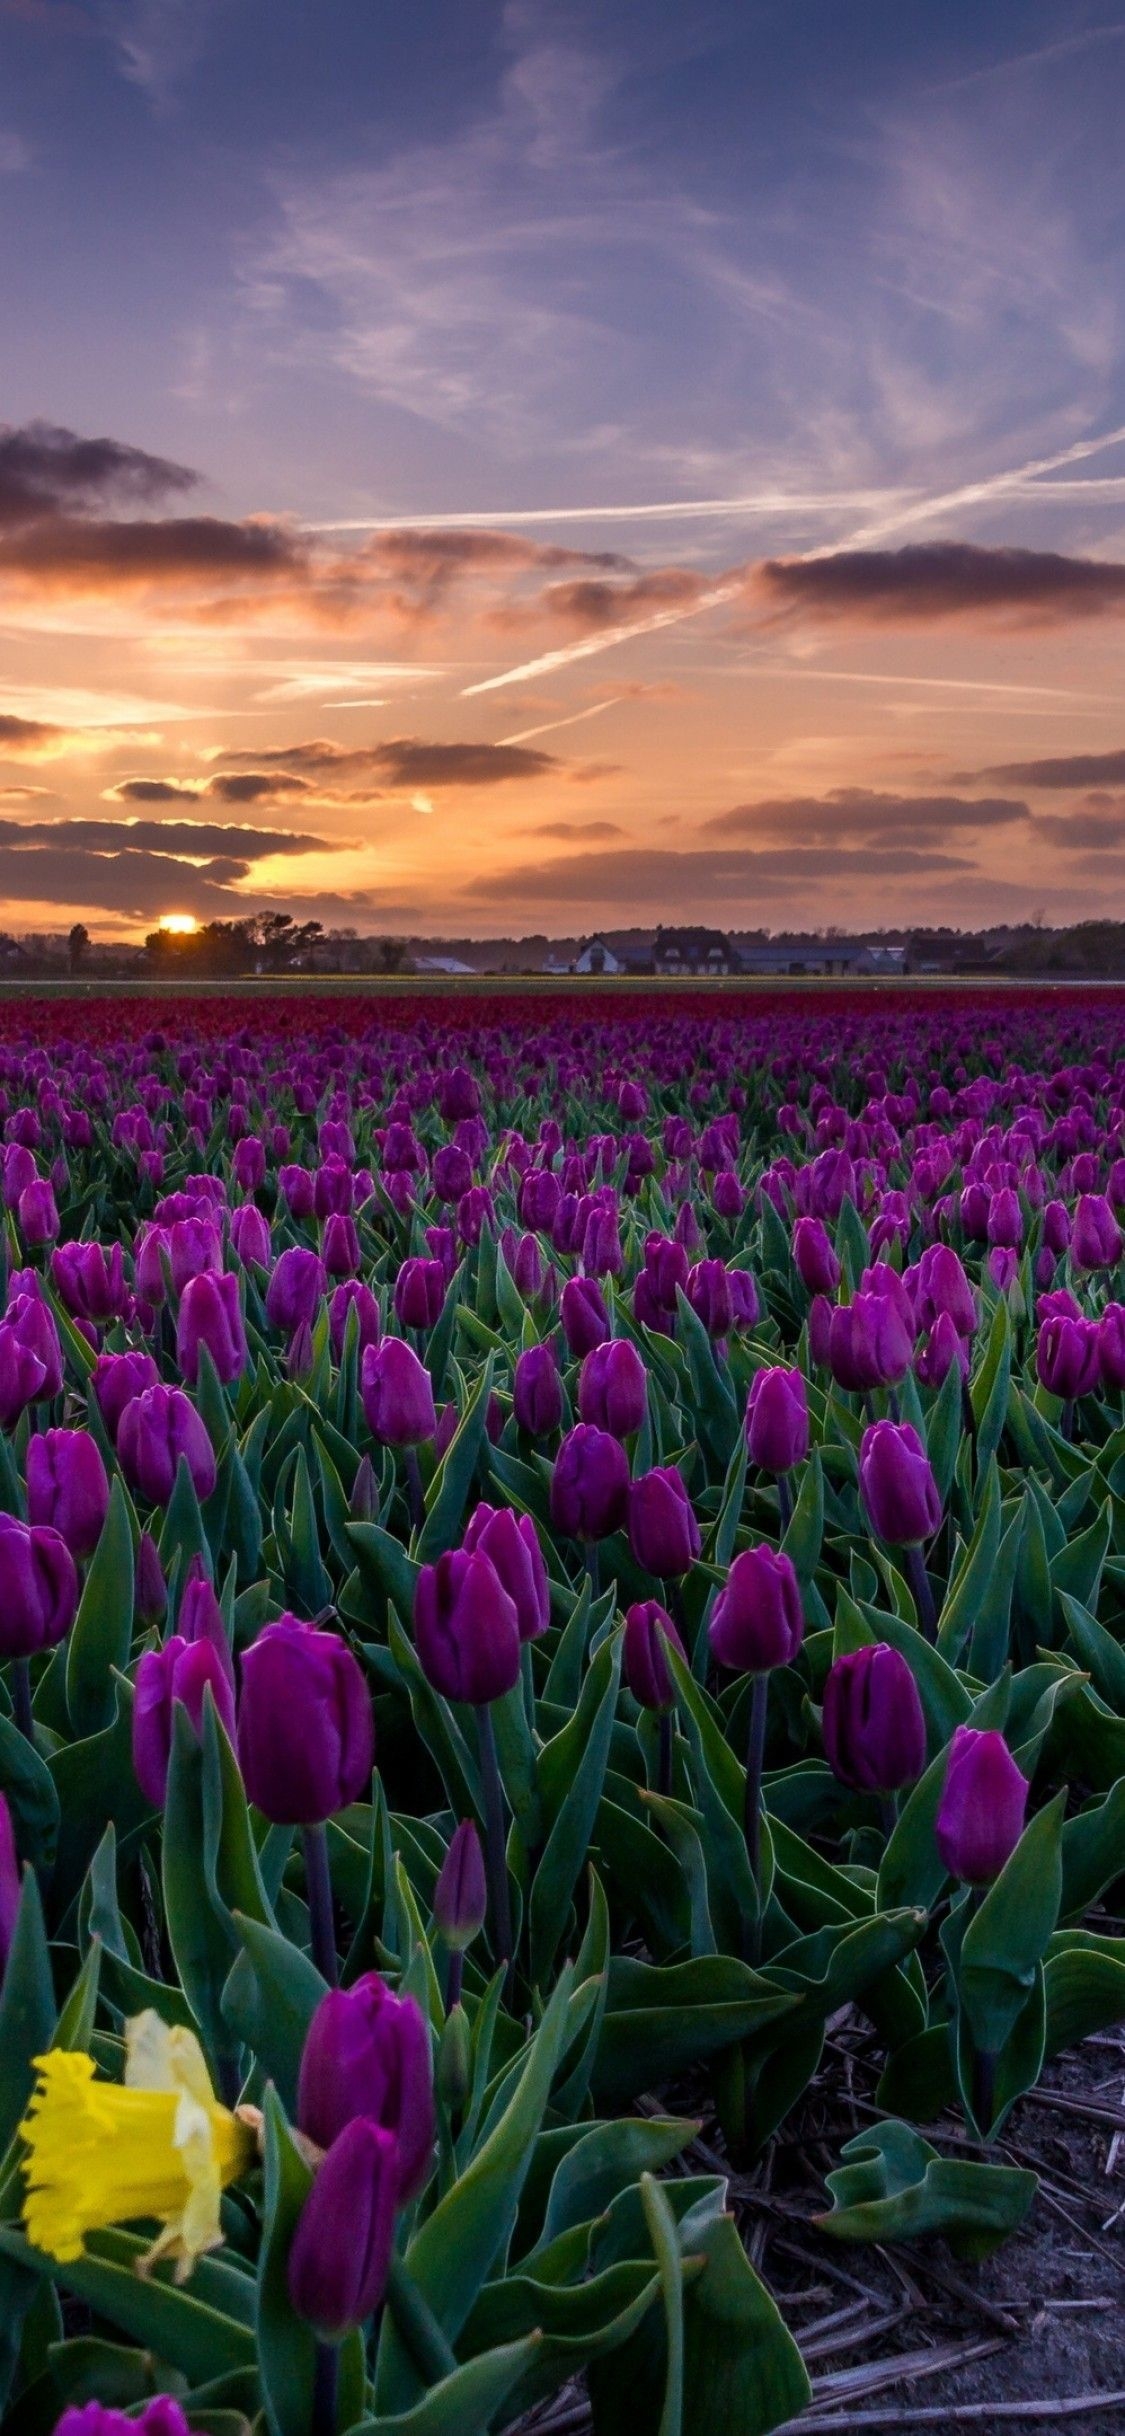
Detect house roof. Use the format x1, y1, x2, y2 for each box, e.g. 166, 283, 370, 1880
653, 926, 733, 958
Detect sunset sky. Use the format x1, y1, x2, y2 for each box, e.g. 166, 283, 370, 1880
2, 0, 1125, 938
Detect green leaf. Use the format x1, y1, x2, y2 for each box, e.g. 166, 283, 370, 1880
530, 1631, 622, 1984
936, 1460, 1000, 1663
1044, 1929, 1125, 2058
0, 2228, 255, 2388
815, 2119, 1036, 2261
415, 1354, 495, 1561
221, 1913, 326, 2114
65, 1477, 136, 1738
640, 2173, 685, 2436
957, 1794, 1065, 2056
0, 1709, 60, 1874
348, 2338, 542, 2436
592, 1957, 796, 2109
0, 1866, 55, 2160
970, 1297, 1011, 1476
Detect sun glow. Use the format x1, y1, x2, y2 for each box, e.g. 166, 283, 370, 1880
158, 914, 199, 936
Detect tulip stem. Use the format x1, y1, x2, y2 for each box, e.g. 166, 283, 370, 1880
1061, 1398, 1075, 1443
445, 1945, 464, 2014
475, 1704, 514, 1992
744, 1673, 769, 1963
385, 2253, 460, 2384
878, 1793, 898, 1843
312, 2338, 339, 2436
973, 2046, 997, 2140
404, 1448, 426, 1533
658, 1708, 674, 1800
303, 1822, 339, 1988
585, 1540, 600, 1601
904, 1545, 938, 1644
776, 1474, 793, 1539
10, 1657, 33, 1744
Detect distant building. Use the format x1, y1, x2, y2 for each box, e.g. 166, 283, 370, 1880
575, 936, 626, 974
652, 926, 736, 975
414, 954, 477, 975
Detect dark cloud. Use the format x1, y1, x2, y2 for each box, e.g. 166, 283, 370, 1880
356, 528, 628, 624
1033, 803, 1125, 850
755, 542, 1125, 627
970, 748, 1125, 788
0, 846, 255, 921
462, 842, 972, 909
0, 713, 71, 759
508, 569, 709, 637
0, 420, 198, 527
0, 815, 331, 860
703, 788, 1029, 846
524, 819, 625, 840
0, 512, 306, 593
219, 735, 559, 788
204, 771, 318, 803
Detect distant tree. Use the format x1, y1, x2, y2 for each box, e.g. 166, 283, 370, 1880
377, 938, 408, 973
68, 923, 90, 974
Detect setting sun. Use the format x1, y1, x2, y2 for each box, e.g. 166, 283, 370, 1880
157, 914, 199, 937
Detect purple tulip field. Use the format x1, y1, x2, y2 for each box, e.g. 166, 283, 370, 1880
6, 980, 1125, 2436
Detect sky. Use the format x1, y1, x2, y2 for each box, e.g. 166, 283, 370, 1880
1, 0, 1125, 940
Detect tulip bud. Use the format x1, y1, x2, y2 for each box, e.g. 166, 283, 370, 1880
0, 1323, 47, 1428
746, 1366, 808, 1474
628, 1466, 701, 1577
935, 1725, 1029, 1885
6, 1291, 64, 1398
822, 1643, 927, 1793
709, 1544, 804, 1673
361, 1337, 437, 1446
132, 1635, 238, 1807
297, 1972, 434, 2197
513, 1340, 563, 1435
437, 2002, 472, 2116
550, 1422, 630, 1541
135, 1529, 167, 1629
413, 1548, 522, 1704
394, 1256, 446, 1331
239, 1617, 375, 1825
578, 1338, 648, 1438
433, 1819, 488, 1950
559, 1274, 610, 1358
26, 1428, 110, 1560
914, 1310, 970, 1388
623, 1600, 685, 1711
858, 1420, 941, 1546
117, 1383, 217, 1506
1101, 1303, 1125, 1392
686, 1258, 733, 1339
329, 1279, 381, 1362
288, 2117, 398, 2339
229, 1201, 272, 1267
0, 1512, 79, 1658
914, 1243, 976, 1337
53, 2402, 193, 2436
1072, 1192, 1123, 1273
461, 1503, 550, 1641
17, 1179, 59, 1246
827, 1293, 913, 1392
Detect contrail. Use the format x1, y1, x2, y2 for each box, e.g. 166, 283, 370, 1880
461, 583, 741, 696
804, 424, 1125, 558
308, 488, 903, 533
499, 697, 621, 745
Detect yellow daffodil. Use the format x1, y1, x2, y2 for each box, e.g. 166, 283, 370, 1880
20, 2010, 256, 2281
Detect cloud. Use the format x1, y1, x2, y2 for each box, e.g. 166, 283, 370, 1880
0, 713, 106, 761
702, 787, 1030, 845
218, 734, 561, 788
1034, 802, 1125, 851
0, 845, 258, 921
523, 818, 625, 840
462, 841, 973, 911
754, 542, 1125, 628
0, 420, 197, 526
970, 748, 1125, 788
9, 815, 331, 860
492, 567, 709, 636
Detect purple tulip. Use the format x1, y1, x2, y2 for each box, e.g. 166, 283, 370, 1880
913, 1243, 977, 1338
288, 2117, 398, 2338
176, 1269, 247, 1388
560, 1274, 611, 1358
686, 1258, 733, 1339
1036, 1312, 1102, 1401
628, 1466, 701, 1577
322, 1212, 360, 1278
578, 1338, 648, 1438
513, 1340, 563, 1435
623, 1600, 685, 1711
0, 1322, 47, 1426
26, 1428, 110, 1560
915, 1311, 970, 1388
793, 1217, 841, 1295
229, 1201, 272, 1267
329, 1279, 381, 1361
1101, 1303, 1125, 1391
239, 1617, 375, 1825
135, 1529, 168, 1629
117, 1384, 217, 1506
6, 1291, 64, 1398
0, 1512, 79, 1658
822, 1644, 927, 1793
297, 1972, 434, 2199
935, 1726, 1029, 1885
858, 1421, 942, 1546
361, 1337, 437, 1446
265, 1244, 327, 1337
413, 1548, 522, 1704
132, 1634, 238, 1807
18, 1179, 59, 1246
709, 1544, 804, 1673
826, 1293, 913, 1392
53, 2404, 193, 2436
550, 1422, 630, 1541
91, 1349, 160, 1441
1072, 1193, 1123, 1273
393, 1256, 446, 1331
461, 1502, 550, 1641
434, 1820, 488, 1950
50, 1240, 126, 1325
746, 1366, 808, 1474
